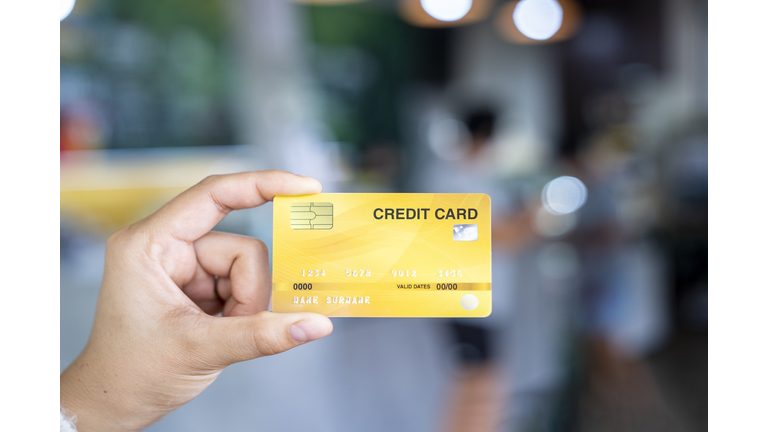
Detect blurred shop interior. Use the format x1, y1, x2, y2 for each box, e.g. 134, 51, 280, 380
60, 0, 707, 431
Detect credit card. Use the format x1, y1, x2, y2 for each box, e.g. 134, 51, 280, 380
272, 193, 491, 317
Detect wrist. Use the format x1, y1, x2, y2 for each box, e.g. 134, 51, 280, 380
60, 353, 143, 432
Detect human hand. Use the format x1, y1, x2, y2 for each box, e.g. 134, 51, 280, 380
60, 171, 334, 431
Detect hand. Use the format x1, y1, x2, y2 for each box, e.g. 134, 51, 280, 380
60, 171, 334, 431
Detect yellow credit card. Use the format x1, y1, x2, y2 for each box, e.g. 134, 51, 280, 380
272, 193, 491, 317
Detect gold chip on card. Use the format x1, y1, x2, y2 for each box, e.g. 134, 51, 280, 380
290, 202, 333, 229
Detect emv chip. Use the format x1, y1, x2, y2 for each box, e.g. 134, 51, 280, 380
291, 202, 333, 230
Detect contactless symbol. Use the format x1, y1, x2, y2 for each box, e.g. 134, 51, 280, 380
291, 202, 333, 230
460, 294, 479, 311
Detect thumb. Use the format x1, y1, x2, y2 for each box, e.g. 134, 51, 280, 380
204, 312, 333, 367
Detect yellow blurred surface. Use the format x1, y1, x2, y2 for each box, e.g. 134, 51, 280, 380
60, 187, 188, 230
60, 148, 250, 232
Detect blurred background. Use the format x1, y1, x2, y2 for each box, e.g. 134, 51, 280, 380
60, 0, 707, 431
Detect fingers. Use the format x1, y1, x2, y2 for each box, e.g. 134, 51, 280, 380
180, 261, 223, 315
190, 232, 271, 317
147, 170, 322, 243
204, 312, 333, 367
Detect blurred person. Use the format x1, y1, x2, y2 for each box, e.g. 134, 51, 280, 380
60, 171, 334, 432
413, 107, 537, 432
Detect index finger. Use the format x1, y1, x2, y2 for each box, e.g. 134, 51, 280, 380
146, 170, 322, 242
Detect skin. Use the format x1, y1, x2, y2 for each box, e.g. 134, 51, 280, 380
60, 171, 334, 431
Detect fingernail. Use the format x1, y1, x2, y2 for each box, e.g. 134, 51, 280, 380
299, 175, 322, 191
290, 318, 332, 343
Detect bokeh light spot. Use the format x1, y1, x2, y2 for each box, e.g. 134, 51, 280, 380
420, 0, 473, 22
513, 0, 563, 40
542, 175, 588, 215
60, 0, 76, 21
